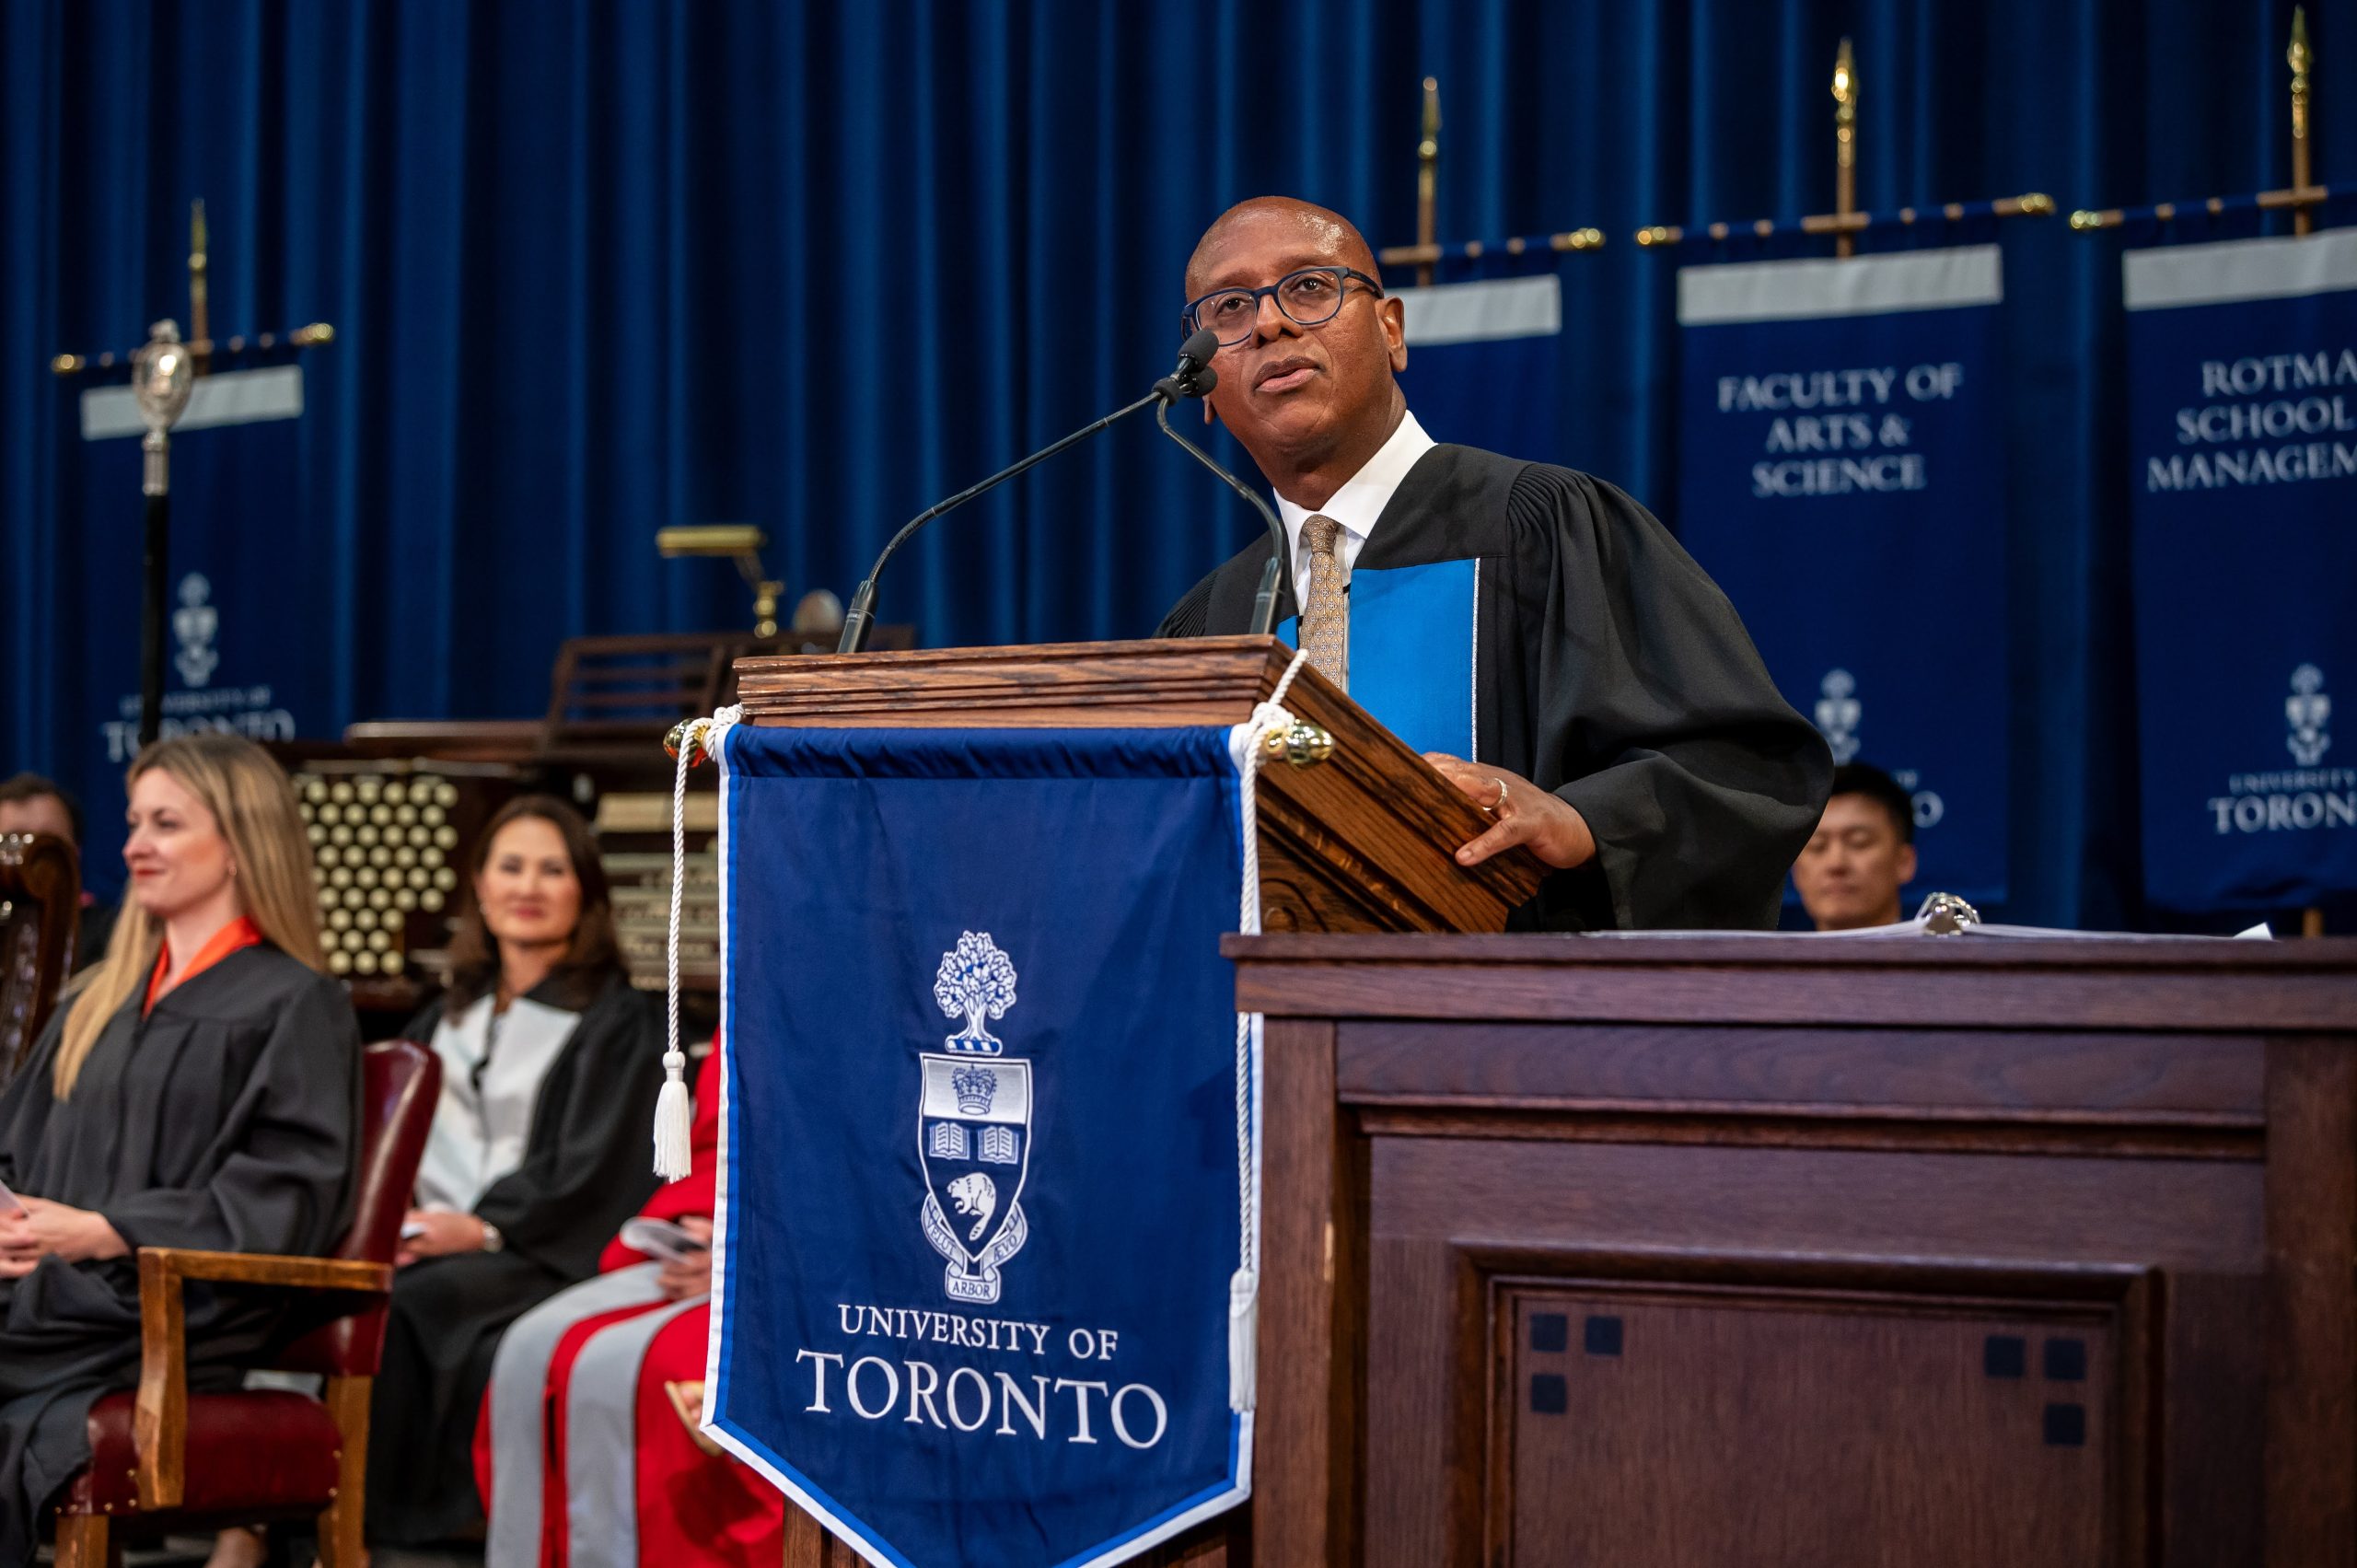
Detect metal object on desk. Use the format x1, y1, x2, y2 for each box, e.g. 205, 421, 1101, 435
1916, 890, 1982, 935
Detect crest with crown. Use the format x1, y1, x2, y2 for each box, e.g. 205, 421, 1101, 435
950, 1063, 999, 1115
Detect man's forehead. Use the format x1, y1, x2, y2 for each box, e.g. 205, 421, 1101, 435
0, 795, 70, 827
1198, 243, 1351, 289
1187, 203, 1370, 291
1823, 795, 1900, 833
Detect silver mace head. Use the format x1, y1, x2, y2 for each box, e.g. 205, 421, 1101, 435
131, 319, 196, 436
131, 319, 196, 496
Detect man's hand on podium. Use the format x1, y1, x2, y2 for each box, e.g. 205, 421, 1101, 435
1424, 754, 1597, 871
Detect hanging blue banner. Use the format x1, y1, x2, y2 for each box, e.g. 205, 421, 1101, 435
1396, 271, 1562, 463
2123, 229, 2357, 912
58, 366, 332, 896
706, 724, 1254, 1568
1675, 247, 2010, 904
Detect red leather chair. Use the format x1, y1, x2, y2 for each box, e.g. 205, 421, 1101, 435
51, 1039, 441, 1568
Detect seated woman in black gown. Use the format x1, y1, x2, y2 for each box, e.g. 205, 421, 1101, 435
365, 794, 662, 1551
0, 735, 359, 1568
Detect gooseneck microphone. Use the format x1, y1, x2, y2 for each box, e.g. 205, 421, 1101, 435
836, 331, 1226, 653
1150, 373, 1292, 637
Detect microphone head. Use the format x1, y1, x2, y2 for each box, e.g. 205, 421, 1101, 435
1155, 328, 1225, 401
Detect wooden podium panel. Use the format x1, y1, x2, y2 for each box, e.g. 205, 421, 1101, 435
1210, 934, 2357, 1568
1501, 1284, 2116, 1566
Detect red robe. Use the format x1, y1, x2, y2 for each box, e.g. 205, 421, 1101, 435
475, 1046, 784, 1568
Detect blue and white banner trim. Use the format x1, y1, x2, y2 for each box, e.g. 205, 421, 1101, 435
1398, 273, 1562, 346
1678, 243, 2002, 326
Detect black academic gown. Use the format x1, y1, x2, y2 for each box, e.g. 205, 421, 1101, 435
365, 967, 662, 1547
0, 947, 360, 1567
1160, 444, 1832, 930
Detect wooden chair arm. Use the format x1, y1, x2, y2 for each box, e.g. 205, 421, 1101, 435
141, 1247, 389, 1292
134, 1247, 393, 1509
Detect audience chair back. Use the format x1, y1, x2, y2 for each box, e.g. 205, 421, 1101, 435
277, 1038, 441, 1376
0, 830, 79, 1084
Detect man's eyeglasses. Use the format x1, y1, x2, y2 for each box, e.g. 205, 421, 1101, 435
1182, 266, 1385, 347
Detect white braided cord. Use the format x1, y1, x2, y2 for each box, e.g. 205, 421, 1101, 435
1225, 647, 1311, 1411
655, 705, 741, 1179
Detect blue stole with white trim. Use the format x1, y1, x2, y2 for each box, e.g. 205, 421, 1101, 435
1281, 557, 1480, 757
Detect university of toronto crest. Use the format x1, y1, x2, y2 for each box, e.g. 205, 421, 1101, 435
1815, 668, 1862, 765
2288, 664, 2332, 768
917, 933, 1031, 1303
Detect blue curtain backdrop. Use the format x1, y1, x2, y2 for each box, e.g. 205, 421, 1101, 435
6, 0, 2354, 930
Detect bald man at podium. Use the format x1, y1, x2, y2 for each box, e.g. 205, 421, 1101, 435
1160, 197, 1830, 931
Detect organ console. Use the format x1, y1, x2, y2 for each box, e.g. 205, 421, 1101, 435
280, 621, 910, 1031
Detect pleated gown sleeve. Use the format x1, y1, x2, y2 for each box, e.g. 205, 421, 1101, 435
1491, 463, 1832, 930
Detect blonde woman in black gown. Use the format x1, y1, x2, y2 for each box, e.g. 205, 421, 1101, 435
0, 736, 359, 1568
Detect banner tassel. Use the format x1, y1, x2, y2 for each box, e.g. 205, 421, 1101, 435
654, 1049, 693, 1180
654, 705, 739, 1181
1228, 1267, 1259, 1412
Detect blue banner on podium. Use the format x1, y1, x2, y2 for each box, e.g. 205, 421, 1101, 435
1676, 247, 2010, 904
2123, 229, 2357, 911
706, 725, 1254, 1568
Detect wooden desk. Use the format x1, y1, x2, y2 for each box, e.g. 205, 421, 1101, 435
1221, 934, 2357, 1568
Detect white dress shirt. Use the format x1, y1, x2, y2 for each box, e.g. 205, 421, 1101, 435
1272, 408, 1436, 598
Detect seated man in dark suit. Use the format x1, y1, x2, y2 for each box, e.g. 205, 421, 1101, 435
1791, 762, 1919, 931
0, 774, 116, 970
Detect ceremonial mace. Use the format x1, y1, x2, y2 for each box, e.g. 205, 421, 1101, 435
53, 199, 334, 749
129, 321, 197, 749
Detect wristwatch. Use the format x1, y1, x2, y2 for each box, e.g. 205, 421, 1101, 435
479, 1219, 505, 1253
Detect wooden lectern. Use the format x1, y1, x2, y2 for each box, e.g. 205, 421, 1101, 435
730, 639, 2357, 1565
732, 636, 1549, 935
1228, 934, 2357, 1568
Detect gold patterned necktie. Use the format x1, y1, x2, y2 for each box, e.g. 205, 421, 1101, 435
1299, 513, 1348, 690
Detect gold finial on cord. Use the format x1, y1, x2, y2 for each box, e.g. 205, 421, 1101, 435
2291, 6, 2316, 234
189, 199, 211, 372
1832, 38, 1859, 258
